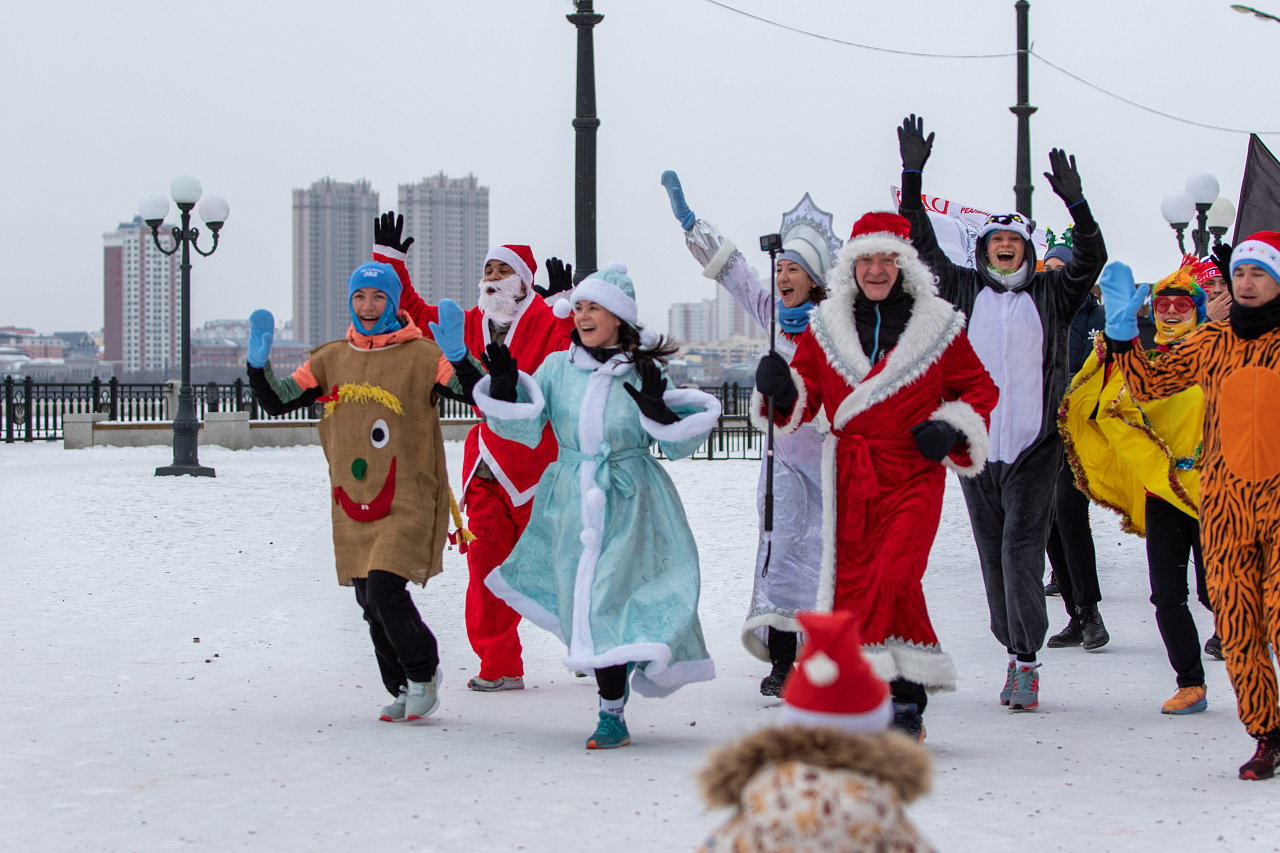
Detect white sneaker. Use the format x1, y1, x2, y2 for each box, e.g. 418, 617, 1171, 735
466, 675, 524, 692
380, 686, 407, 722
405, 670, 442, 720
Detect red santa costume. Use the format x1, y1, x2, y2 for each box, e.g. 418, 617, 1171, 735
756, 212, 998, 696
374, 242, 573, 687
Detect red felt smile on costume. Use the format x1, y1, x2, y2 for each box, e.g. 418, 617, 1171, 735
334, 457, 396, 522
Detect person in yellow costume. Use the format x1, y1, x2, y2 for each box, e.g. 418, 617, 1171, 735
1059, 255, 1214, 716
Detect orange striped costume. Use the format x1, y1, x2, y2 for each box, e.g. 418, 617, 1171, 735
1114, 322, 1280, 738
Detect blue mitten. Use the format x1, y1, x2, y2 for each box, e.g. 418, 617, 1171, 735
428, 298, 468, 362
1097, 262, 1149, 341
661, 170, 697, 230
247, 309, 274, 368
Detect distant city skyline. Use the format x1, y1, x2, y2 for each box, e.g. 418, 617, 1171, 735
292, 178, 379, 347
399, 173, 489, 310
102, 217, 178, 374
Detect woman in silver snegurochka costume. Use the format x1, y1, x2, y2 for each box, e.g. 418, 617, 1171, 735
661, 171, 840, 696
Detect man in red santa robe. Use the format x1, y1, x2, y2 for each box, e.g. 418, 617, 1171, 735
373, 214, 573, 692
754, 211, 998, 738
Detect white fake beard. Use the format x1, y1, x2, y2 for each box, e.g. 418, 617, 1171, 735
476, 275, 525, 326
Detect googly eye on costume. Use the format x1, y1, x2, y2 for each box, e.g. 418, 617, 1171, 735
370, 419, 390, 449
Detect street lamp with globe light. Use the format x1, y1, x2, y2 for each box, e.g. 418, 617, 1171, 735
137, 175, 229, 478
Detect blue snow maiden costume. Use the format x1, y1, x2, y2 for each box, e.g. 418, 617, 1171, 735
471, 264, 721, 702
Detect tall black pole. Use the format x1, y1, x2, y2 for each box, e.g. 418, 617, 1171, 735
156, 204, 214, 477
568, 0, 603, 283
1010, 0, 1037, 217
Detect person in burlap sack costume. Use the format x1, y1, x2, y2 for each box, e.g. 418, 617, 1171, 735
248, 261, 467, 722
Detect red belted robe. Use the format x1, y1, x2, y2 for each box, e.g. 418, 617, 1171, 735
756, 278, 997, 692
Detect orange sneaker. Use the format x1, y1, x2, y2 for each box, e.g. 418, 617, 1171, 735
1161, 685, 1207, 715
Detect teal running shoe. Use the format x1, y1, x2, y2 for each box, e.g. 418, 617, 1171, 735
586, 712, 631, 749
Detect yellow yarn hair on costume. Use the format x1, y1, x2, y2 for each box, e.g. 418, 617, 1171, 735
448, 488, 476, 544
322, 382, 405, 419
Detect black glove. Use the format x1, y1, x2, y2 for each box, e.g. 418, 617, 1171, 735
1044, 149, 1085, 207
623, 360, 679, 425
374, 211, 415, 254
755, 352, 798, 412
534, 257, 574, 299
909, 419, 960, 463
897, 114, 934, 173
480, 343, 518, 403
1212, 242, 1233, 283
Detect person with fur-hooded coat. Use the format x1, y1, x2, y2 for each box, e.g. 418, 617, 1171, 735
895, 115, 1107, 709
695, 611, 935, 853
754, 211, 998, 736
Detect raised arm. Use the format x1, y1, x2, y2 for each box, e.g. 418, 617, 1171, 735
661, 170, 775, 332
243, 309, 323, 415
1098, 262, 1203, 400
372, 211, 438, 330
1042, 149, 1107, 317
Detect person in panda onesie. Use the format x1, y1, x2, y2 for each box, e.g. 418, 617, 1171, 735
895, 115, 1108, 711
754, 211, 998, 738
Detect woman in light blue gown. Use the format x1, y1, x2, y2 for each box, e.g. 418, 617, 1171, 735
472, 263, 721, 750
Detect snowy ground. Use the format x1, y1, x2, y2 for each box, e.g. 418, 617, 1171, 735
2, 441, 1277, 853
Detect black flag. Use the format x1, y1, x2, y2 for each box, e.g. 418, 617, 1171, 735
1234, 134, 1280, 241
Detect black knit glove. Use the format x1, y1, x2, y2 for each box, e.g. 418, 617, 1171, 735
534, 257, 574, 299
623, 360, 679, 425
909, 419, 959, 463
1212, 243, 1233, 282
898, 114, 934, 172
480, 343, 518, 403
755, 352, 798, 412
1044, 149, 1085, 207
374, 211, 414, 254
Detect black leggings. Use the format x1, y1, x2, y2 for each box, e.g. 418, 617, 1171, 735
353, 570, 439, 698
1046, 452, 1101, 611
596, 665, 628, 701
1146, 496, 1209, 688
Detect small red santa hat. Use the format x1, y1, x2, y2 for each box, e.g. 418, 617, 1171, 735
484, 245, 538, 288
1231, 231, 1280, 285
779, 610, 892, 734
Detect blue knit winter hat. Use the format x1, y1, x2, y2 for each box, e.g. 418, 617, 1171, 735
1045, 244, 1073, 264
348, 262, 403, 335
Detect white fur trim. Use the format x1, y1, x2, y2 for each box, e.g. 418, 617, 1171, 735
552, 297, 573, 319
638, 327, 660, 348
478, 431, 540, 507
741, 613, 803, 663
484, 564, 566, 643
779, 696, 893, 734
702, 238, 738, 280
750, 366, 807, 436
567, 278, 638, 325
372, 245, 406, 262
930, 399, 989, 478
484, 246, 533, 286
472, 372, 545, 422
638, 387, 721, 443
816, 432, 839, 611
864, 638, 958, 693
828, 235, 938, 299
802, 651, 839, 686
564, 641, 716, 699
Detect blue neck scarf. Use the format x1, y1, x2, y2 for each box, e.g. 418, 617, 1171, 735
778, 300, 815, 334
351, 302, 402, 336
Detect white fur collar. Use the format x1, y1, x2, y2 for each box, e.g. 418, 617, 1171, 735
569, 343, 633, 376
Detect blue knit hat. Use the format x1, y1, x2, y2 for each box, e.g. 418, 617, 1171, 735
1045, 244, 1073, 264
348, 262, 403, 335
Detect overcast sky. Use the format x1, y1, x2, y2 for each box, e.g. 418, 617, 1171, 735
3, 0, 1277, 336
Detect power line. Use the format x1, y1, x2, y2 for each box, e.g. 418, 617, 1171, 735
699, 0, 1280, 135
698, 0, 1016, 59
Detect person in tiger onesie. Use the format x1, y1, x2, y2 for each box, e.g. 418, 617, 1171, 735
1098, 232, 1280, 781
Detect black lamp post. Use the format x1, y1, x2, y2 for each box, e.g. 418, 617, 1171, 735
1010, 0, 1037, 217
567, 0, 603, 283
1161, 174, 1233, 257
137, 176, 229, 478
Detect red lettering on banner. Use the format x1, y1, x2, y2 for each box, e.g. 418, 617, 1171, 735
929, 198, 950, 214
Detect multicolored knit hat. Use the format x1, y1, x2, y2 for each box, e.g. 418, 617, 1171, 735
1231, 231, 1280, 285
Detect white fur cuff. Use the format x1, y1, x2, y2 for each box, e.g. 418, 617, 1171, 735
930, 399, 989, 477
639, 388, 722, 443
749, 367, 807, 437
701, 239, 738, 280
372, 245, 407, 262
473, 372, 545, 422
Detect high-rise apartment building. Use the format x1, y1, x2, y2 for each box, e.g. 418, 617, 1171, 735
292, 178, 379, 346
398, 173, 489, 309
103, 216, 179, 374
667, 284, 766, 345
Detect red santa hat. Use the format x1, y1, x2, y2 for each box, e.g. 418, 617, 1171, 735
484, 245, 538, 288
779, 611, 892, 734
827, 211, 938, 298
1231, 231, 1280, 285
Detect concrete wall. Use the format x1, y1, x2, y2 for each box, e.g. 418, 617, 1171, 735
64, 412, 480, 450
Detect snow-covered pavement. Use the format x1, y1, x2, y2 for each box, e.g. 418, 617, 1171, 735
2, 442, 1276, 852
